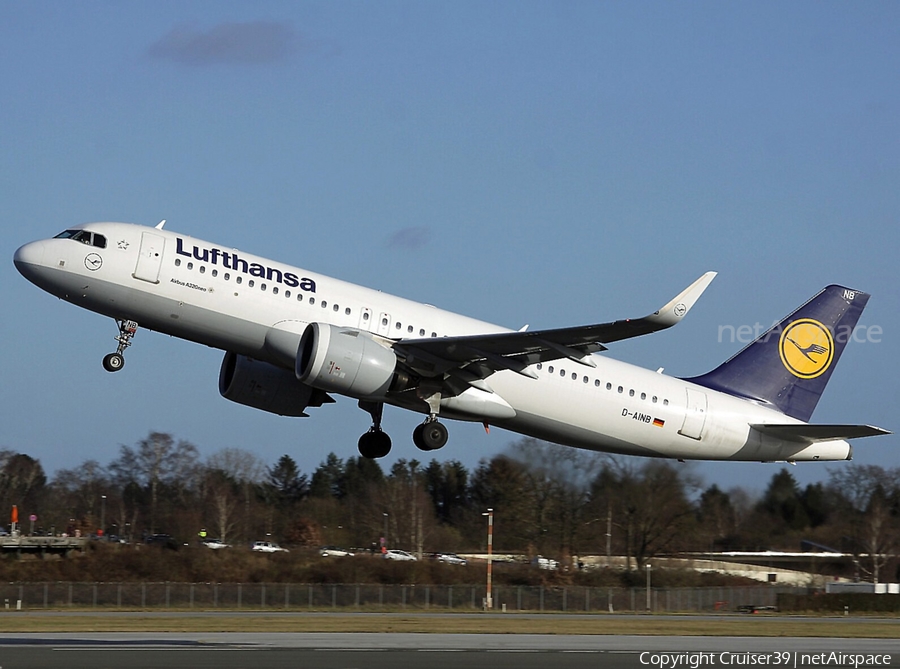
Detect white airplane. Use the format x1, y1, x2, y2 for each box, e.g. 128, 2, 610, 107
14, 221, 889, 462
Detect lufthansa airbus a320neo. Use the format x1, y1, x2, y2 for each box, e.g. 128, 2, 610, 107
14, 221, 889, 461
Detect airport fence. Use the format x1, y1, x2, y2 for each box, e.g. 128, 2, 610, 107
0, 582, 802, 613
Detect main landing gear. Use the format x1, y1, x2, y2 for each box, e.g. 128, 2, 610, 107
102, 319, 138, 372
412, 418, 449, 451
358, 401, 392, 459
357, 399, 450, 459
412, 384, 449, 452
358, 429, 392, 459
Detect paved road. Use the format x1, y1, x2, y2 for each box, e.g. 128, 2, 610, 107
0, 633, 898, 669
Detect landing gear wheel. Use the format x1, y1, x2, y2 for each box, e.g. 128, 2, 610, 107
358, 429, 392, 459
103, 319, 138, 372
102, 352, 125, 372
413, 420, 449, 451
357, 401, 391, 458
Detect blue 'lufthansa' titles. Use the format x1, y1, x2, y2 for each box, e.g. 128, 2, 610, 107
176, 238, 316, 292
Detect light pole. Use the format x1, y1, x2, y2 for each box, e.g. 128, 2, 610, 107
645, 562, 652, 612
382, 512, 389, 553
606, 502, 612, 568
482, 508, 494, 609
100, 495, 107, 540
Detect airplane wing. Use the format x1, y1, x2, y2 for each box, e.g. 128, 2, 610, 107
751, 424, 892, 443
392, 271, 716, 394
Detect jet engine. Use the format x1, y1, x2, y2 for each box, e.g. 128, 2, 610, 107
296, 323, 404, 399
219, 351, 331, 417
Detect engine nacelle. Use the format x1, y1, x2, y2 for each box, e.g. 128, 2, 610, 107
219, 351, 329, 417
296, 323, 399, 399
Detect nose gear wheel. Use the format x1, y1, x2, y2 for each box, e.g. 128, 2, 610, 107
102, 352, 125, 372
102, 319, 138, 372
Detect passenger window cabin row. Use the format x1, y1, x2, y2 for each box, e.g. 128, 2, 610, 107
175, 257, 440, 338
535, 363, 670, 406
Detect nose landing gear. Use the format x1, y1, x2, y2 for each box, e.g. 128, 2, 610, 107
102, 319, 138, 372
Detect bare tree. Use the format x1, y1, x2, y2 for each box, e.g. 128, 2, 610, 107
109, 432, 199, 533
829, 465, 900, 583
50, 459, 107, 533
200, 468, 239, 543
508, 439, 604, 559
589, 458, 699, 570
372, 459, 434, 556
206, 448, 265, 484
207, 448, 265, 542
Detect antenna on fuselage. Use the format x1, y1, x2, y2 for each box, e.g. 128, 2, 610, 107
155, 220, 166, 230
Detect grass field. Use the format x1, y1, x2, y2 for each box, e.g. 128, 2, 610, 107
0, 612, 898, 638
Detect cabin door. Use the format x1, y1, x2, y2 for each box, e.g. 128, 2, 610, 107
678, 388, 708, 440
133, 232, 165, 284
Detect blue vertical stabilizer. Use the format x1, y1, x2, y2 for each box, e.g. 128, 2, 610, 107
685, 285, 869, 422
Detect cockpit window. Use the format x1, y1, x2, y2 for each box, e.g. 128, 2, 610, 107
54, 229, 107, 249
55, 230, 92, 245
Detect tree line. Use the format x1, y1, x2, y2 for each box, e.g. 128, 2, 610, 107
1, 432, 897, 580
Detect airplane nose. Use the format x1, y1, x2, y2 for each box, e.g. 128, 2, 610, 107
13, 240, 46, 277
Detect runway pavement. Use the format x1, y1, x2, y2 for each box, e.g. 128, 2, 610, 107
0, 633, 898, 669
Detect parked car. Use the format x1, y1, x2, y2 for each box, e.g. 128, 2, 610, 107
251, 541, 288, 553
433, 552, 467, 566
201, 538, 231, 550
383, 549, 417, 561
144, 533, 179, 550
532, 555, 559, 570
320, 545, 355, 557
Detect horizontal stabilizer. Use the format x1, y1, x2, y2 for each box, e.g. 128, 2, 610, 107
751, 423, 891, 444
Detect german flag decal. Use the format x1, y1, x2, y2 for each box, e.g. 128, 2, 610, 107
653, 418, 665, 428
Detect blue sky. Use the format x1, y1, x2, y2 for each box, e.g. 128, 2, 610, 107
2, 1, 898, 496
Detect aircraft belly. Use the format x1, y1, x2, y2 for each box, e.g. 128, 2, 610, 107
495, 410, 662, 457
152, 299, 267, 357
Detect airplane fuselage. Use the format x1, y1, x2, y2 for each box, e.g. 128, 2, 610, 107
14, 222, 857, 462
